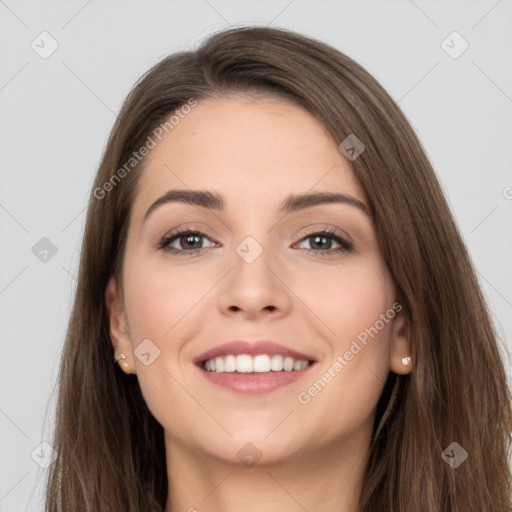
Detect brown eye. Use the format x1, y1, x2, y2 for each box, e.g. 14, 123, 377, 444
158, 230, 217, 254
295, 229, 354, 255
177, 233, 203, 250
307, 234, 334, 250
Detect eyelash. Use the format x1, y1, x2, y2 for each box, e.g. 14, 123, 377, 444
156, 225, 354, 256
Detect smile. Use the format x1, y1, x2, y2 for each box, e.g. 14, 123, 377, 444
197, 355, 316, 394
193, 339, 317, 394
202, 354, 312, 373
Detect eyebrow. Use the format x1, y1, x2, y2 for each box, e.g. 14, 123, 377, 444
143, 189, 370, 222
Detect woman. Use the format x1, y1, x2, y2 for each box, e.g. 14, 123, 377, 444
45, 26, 512, 511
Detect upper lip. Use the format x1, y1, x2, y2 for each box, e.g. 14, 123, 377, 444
193, 340, 317, 365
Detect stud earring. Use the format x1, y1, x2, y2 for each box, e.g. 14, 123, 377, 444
115, 353, 130, 373
401, 356, 411, 366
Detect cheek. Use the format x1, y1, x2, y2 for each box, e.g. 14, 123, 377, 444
294, 256, 396, 345
292, 257, 395, 406
122, 254, 209, 342
121, 255, 201, 430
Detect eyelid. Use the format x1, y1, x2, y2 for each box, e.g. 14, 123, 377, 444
155, 224, 218, 252
297, 223, 354, 244
156, 223, 354, 256
293, 224, 354, 254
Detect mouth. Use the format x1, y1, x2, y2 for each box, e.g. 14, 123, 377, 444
195, 352, 317, 395
193, 339, 317, 394
198, 354, 315, 374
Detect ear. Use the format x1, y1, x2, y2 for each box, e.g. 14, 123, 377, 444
389, 310, 412, 375
105, 276, 136, 374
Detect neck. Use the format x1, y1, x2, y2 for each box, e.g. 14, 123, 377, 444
164, 434, 369, 512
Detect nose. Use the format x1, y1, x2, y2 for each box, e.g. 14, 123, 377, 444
217, 242, 292, 321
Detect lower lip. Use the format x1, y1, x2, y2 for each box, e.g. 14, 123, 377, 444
197, 363, 315, 394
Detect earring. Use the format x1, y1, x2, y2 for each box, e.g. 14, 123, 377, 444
401, 356, 411, 366
115, 353, 130, 373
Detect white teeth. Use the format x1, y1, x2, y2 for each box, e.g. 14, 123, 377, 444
270, 355, 283, 371
224, 355, 236, 372
291, 359, 309, 371
202, 354, 312, 373
236, 354, 253, 373
283, 356, 294, 371
253, 354, 270, 372
215, 357, 224, 372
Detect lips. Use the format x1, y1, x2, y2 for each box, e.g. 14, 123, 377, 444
193, 340, 317, 394
193, 339, 317, 366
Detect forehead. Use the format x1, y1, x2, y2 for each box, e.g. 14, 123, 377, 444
131, 94, 367, 217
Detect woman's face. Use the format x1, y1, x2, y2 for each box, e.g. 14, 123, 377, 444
107, 94, 410, 466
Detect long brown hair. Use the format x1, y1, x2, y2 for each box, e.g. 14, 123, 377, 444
45, 26, 512, 511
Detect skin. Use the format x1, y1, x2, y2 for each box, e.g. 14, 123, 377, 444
106, 94, 411, 512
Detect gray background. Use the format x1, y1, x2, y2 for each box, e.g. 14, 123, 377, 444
1, 1, 511, 510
